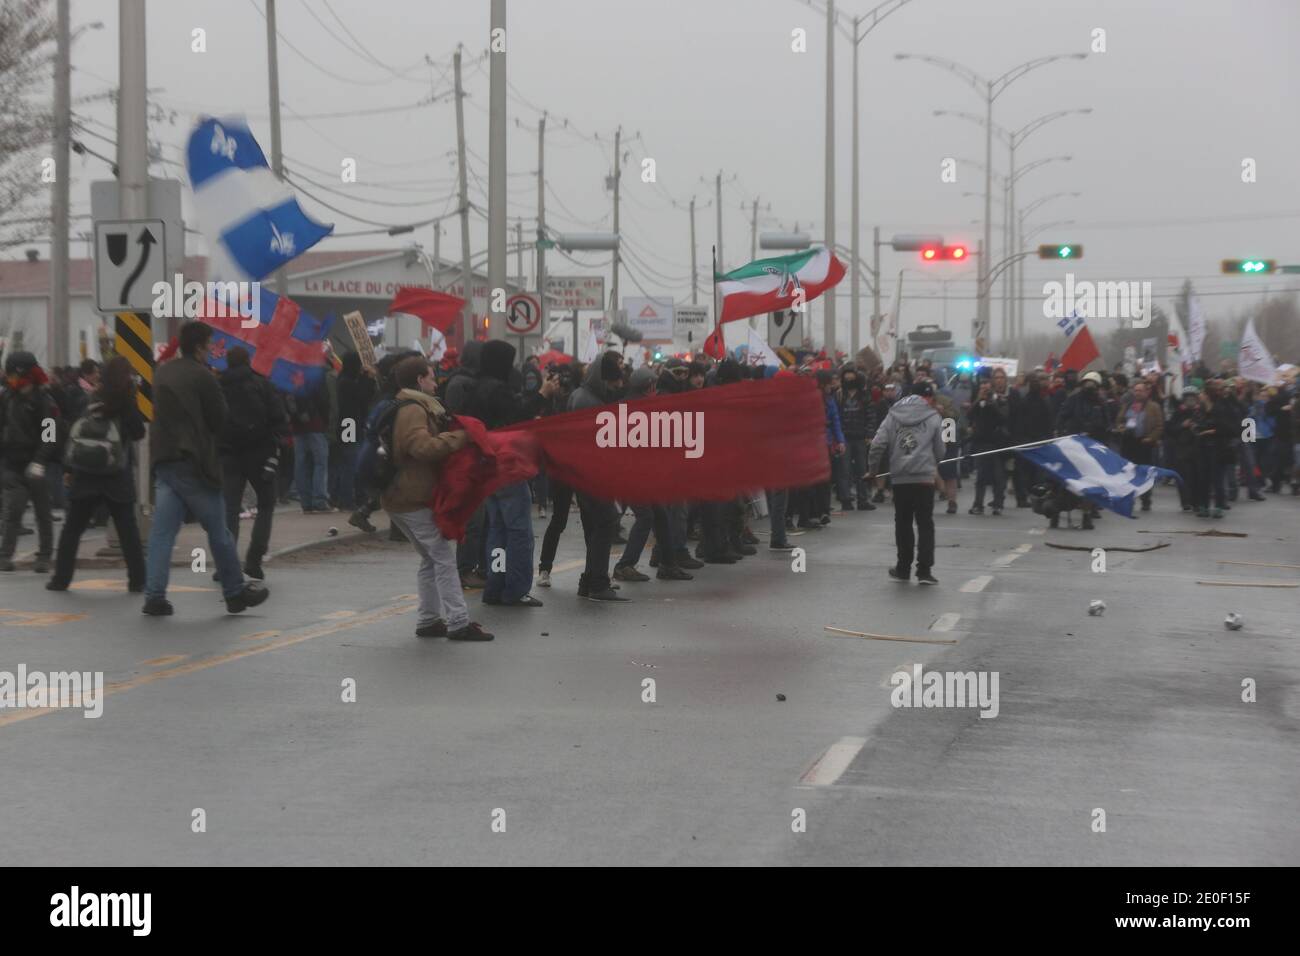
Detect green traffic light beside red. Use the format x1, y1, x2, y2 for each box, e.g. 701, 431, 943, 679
1038, 244, 1082, 259
1221, 259, 1275, 274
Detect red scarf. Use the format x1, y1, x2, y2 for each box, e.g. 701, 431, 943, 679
432, 375, 829, 540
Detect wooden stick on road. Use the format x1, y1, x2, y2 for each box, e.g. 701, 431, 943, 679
824, 625, 959, 646
1194, 580, 1299, 588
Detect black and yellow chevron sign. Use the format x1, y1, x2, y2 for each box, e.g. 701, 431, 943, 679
113, 311, 154, 420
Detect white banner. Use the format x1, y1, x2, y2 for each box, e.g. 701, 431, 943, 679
875, 270, 902, 361
1186, 293, 1207, 364
979, 356, 1019, 378
746, 325, 781, 368
1238, 318, 1277, 384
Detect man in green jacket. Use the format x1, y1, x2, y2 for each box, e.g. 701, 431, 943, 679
143, 321, 269, 616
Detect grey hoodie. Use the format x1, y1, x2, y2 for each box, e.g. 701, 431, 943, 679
868, 394, 944, 485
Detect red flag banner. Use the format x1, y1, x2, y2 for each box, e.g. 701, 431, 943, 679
1057, 313, 1101, 371
388, 285, 466, 333
432, 375, 830, 540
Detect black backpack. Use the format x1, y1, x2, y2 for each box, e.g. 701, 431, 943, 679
64, 403, 127, 475
354, 398, 425, 494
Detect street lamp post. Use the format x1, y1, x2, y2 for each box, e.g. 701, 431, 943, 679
897, 52, 1087, 353
811, 0, 913, 355
1017, 191, 1081, 359
935, 105, 1091, 352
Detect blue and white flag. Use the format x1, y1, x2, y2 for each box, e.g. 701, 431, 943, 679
1016, 435, 1181, 518
186, 116, 332, 282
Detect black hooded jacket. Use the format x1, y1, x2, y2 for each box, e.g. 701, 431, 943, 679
442, 339, 483, 415
464, 339, 545, 429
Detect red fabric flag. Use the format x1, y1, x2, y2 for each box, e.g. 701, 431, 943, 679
535, 348, 574, 368
431, 375, 829, 540
388, 286, 466, 333
1060, 322, 1100, 371
702, 326, 726, 359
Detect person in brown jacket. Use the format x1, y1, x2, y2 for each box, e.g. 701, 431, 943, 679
382, 355, 492, 641
1115, 380, 1165, 511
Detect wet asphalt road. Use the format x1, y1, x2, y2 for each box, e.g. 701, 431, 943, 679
1, 485, 1296, 865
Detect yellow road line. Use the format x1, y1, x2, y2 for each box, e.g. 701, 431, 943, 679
140, 654, 188, 668
0, 599, 416, 729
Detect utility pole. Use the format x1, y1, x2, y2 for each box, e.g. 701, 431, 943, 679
714, 170, 723, 273
265, 0, 285, 296
823, 0, 836, 353
849, 13, 860, 358
980, 85, 992, 354
1004, 140, 1015, 350
871, 226, 881, 350
536, 114, 547, 337
486, 0, 507, 341
610, 126, 622, 321
118, 0, 149, 510
515, 220, 523, 290
453, 47, 473, 339
433, 221, 441, 279
49, 0, 70, 367
688, 198, 698, 305
750, 197, 759, 262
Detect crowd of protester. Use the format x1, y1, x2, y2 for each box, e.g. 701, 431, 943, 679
2, 326, 1297, 637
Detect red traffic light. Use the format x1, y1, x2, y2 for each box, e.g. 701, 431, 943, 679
920, 244, 966, 262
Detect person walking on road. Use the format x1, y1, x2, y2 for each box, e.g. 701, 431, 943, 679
1115, 379, 1164, 512
382, 355, 492, 641
218, 346, 288, 580
142, 321, 269, 616
0, 351, 60, 573
568, 351, 631, 602
867, 381, 946, 586
46, 356, 146, 591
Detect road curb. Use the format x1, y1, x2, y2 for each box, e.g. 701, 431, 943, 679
265, 527, 373, 563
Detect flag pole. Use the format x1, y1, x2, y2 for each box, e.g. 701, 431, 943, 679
867, 434, 1080, 480
710, 244, 719, 359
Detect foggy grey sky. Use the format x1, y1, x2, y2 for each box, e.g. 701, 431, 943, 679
50, 0, 1300, 344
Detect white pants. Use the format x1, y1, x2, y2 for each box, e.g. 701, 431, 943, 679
389, 509, 469, 630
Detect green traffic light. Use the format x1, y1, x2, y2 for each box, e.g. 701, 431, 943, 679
1038, 243, 1083, 260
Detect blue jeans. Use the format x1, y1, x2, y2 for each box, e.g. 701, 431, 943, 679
483, 480, 534, 602
145, 461, 244, 600
294, 432, 329, 509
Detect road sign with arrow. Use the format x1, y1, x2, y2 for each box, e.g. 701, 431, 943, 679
94, 219, 167, 314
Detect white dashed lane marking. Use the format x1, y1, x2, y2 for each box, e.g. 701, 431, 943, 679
799, 736, 867, 787
960, 575, 993, 593
992, 543, 1033, 567
930, 613, 961, 632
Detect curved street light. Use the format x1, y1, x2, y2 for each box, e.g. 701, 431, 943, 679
895, 51, 1088, 348
935, 107, 1091, 345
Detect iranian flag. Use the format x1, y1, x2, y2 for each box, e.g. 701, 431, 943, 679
716, 247, 846, 325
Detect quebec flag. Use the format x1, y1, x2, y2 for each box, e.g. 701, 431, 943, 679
202, 286, 334, 396
1016, 436, 1181, 518
186, 117, 332, 282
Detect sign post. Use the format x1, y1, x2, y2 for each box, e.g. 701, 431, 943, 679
505, 293, 541, 335
341, 311, 378, 371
